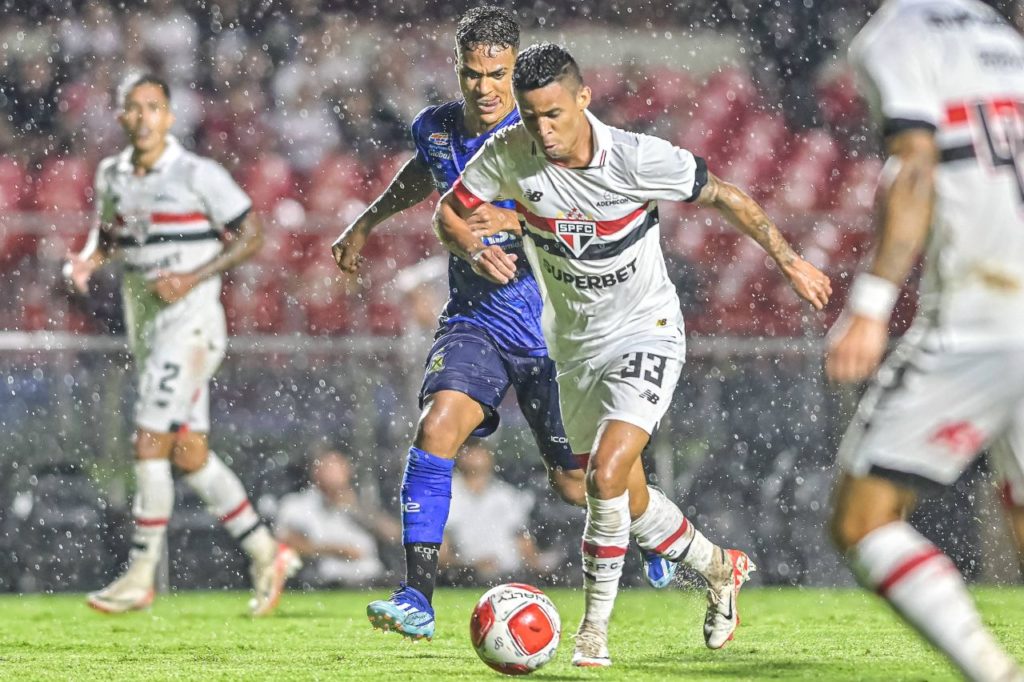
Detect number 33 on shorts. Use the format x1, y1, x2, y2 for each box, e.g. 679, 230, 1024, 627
556, 340, 684, 454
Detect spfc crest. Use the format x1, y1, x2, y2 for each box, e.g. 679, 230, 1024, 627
554, 208, 596, 257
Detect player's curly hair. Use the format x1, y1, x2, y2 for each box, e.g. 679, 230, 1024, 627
456, 6, 520, 53
512, 43, 583, 92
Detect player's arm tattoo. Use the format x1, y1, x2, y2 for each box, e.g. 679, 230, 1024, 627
352, 156, 435, 235
696, 173, 798, 267
868, 130, 937, 285
194, 211, 264, 281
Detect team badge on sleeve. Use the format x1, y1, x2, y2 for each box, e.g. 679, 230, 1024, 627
427, 352, 446, 374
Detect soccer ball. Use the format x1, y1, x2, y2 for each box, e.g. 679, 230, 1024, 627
470, 583, 561, 675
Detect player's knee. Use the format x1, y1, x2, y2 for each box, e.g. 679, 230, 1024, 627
829, 505, 890, 552
171, 434, 209, 473
585, 465, 627, 500
414, 410, 462, 458
549, 468, 585, 507
134, 429, 175, 461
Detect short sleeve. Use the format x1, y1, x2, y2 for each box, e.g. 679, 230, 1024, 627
633, 134, 708, 203
456, 136, 508, 207
850, 17, 941, 136
192, 158, 252, 228
410, 106, 432, 166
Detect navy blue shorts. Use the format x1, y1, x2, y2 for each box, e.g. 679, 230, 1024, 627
419, 322, 578, 472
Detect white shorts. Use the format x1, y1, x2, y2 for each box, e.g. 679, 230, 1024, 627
556, 333, 684, 455
838, 333, 1024, 503
134, 308, 226, 434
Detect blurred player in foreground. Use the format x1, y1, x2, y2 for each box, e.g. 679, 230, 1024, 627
434, 43, 831, 667
65, 74, 300, 616
827, 1, 1024, 680
332, 7, 671, 641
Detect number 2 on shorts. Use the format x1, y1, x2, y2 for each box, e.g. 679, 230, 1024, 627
158, 362, 181, 393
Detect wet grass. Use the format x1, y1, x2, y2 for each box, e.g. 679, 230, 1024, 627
0, 587, 1022, 680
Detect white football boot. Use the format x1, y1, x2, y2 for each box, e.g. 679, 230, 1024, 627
572, 620, 612, 668
249, 543, 302, 617
703, 548, 756, 649
86, 565, 156, 613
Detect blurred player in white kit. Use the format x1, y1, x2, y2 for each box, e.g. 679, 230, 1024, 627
65, 74, 300, 616
827, 1, 1024, 679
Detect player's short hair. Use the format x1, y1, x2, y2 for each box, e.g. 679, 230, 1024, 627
456, 6, 520, 54
512, 43, 583, 92
119, 73, 171, 105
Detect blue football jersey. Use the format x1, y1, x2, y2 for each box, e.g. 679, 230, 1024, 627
411, 100, 546, 355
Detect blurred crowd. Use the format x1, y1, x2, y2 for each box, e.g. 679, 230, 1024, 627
0, 0, 923, 340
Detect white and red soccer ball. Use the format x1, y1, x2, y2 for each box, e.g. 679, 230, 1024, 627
470, 583, 561, 675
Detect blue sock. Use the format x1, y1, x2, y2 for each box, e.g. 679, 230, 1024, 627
401, 447, 456, 545
401, 447, 454, 603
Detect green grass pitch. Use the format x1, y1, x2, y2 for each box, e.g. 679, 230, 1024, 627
1, 587, 1022, 680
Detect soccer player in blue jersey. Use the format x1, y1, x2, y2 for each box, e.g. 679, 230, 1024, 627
331, 7, 671, 640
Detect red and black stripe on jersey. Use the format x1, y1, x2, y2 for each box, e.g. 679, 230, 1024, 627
937, 98, 1022, 163
519, 204, 661, 261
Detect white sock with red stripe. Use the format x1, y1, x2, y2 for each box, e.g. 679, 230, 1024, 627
852, 521, 1019, 682
129, 459, 174, 581
631, 486, 717, 577
581, 491, 631, 627
184, 452, 276, 564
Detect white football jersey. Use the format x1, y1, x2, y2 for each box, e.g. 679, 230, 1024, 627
455, 110, 705, 363
94, 136, 251, 353
851, 0, 1024, 349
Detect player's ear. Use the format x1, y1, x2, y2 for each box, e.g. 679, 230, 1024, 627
577, 84, 592, 111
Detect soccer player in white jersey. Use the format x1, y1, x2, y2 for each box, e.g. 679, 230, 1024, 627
434, 44, 832, 667
826, 1, 1024, 679
64, 75, 301, 616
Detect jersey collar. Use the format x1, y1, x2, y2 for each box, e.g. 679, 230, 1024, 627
585, 109, 613, 168
457, 103, 520, 142
116, 135, 183, 174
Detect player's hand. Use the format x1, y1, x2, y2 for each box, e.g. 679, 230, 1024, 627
63, 252, 96, 295
150, 271, 201, 304
781, 257, 832, 310
466, 204, 522, 238
470, 245, 518, 285
825, 312, 889, 383
331, 224, 369, 274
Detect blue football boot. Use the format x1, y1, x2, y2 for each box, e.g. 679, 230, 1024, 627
642, 549, 677, 589
367, 583, 436, 640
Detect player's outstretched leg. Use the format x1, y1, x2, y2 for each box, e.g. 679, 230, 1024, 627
631, 486, 755, 648
367, 446, 453, 640
182, 450, 301, 616
87, 459, 172, 613
834, 475, 1021, 682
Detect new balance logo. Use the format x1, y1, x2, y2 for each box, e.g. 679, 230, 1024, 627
524, 189, 544, 202
640, 389, 660, 405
